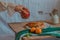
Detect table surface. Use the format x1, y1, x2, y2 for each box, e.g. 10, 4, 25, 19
8, 19, 60, 39
23, 36, 60, 40
8, 19, 60, 33
8, 20, 60, 39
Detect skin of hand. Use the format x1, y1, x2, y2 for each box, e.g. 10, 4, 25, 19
14, 5, 30, 19
14, 5, 24, 12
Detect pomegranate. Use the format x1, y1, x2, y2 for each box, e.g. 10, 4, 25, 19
14, 5, 30, 19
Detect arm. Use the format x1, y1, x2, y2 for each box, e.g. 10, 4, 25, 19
0, 1, 30, 19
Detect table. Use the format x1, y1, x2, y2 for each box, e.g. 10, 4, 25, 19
8, 20, 60, 40
8, 20, 60, 33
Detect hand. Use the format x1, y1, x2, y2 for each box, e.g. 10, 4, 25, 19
14, 5, 24, 12
14, 5, 30, 19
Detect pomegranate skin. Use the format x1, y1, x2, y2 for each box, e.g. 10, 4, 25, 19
20, 11, 30, 19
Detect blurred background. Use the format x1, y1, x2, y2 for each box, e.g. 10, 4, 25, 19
0, 0, 60, 40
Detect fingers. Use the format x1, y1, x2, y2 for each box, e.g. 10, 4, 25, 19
14, 5, 24, 12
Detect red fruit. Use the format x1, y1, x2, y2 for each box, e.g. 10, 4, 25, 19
14, 5, 30, 19
19, 7, 30, 19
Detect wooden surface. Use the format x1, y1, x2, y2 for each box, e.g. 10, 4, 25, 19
8, 19, 60, 33
8, 22, 27, 33
22, 36, 57, 40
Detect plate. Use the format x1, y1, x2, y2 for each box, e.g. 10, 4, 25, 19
25, 22, 50, 29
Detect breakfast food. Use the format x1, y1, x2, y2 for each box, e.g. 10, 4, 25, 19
25, 22, 44, 34
26, 22, 45, 28
26, 22, 37, 28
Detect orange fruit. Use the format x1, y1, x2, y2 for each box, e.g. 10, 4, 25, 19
30, 27, 36, 33
35, 27, 42, 34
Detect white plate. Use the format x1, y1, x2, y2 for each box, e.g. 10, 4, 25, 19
25, 22, 50, 29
